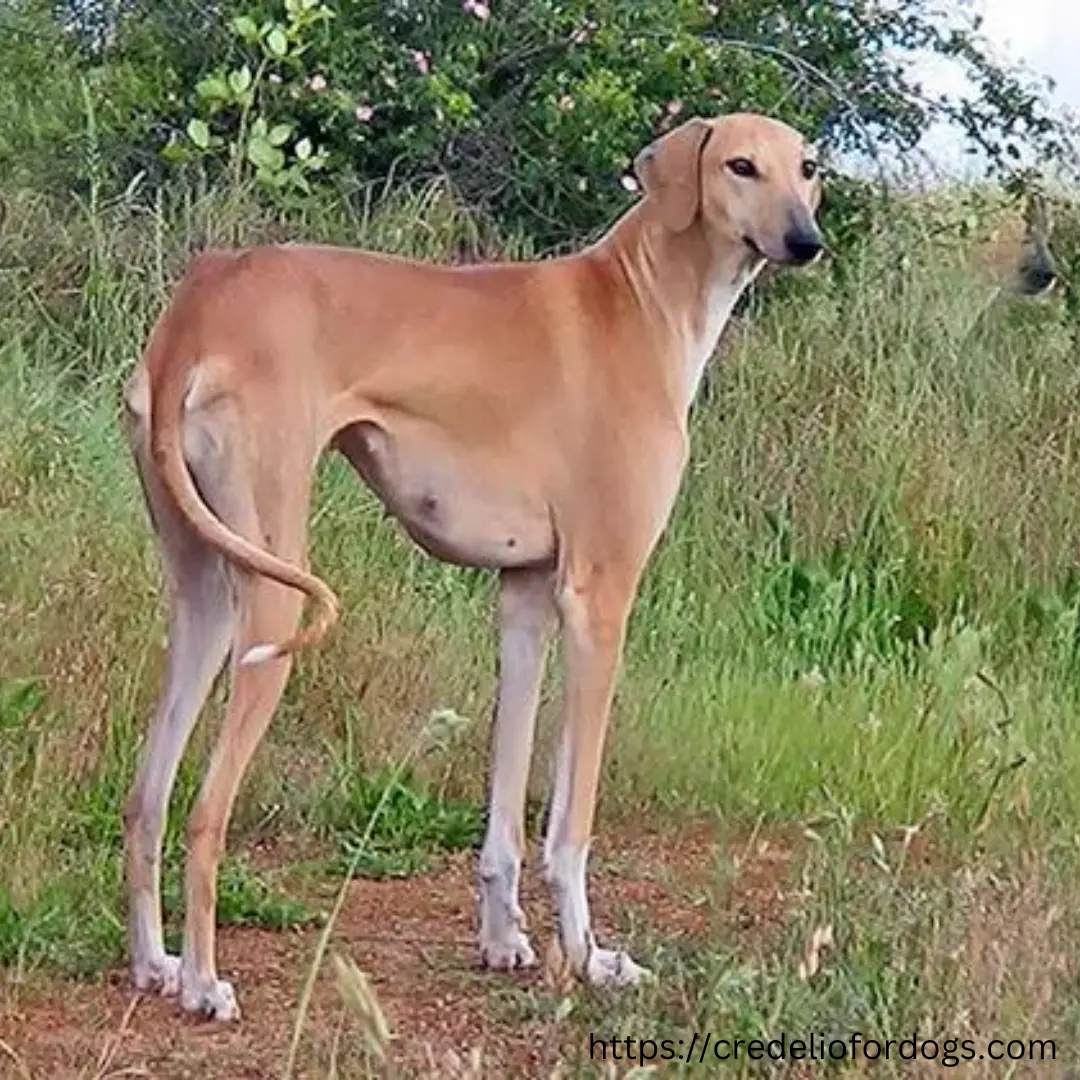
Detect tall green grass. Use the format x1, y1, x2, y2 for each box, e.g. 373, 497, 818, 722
2, 180, 1080, 1070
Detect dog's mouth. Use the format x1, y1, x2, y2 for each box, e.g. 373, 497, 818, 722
743, 235, 766, 261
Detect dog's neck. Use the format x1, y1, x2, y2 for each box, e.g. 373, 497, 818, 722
597, 202, 765, 414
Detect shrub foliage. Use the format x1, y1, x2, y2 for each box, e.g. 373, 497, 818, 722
1, 0, 1076, 246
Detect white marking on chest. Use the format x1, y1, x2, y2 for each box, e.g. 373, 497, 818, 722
682, 264, 764, 407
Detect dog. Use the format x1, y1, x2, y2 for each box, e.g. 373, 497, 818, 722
951, 187, 1059, 345
982, 188, 1058, 300
121, 111, 824, 1020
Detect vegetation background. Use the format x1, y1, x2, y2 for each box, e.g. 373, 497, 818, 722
4, 0, 1080, 1076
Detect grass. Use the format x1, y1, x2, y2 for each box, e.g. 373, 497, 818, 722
3, 178, 1080, 1075
551, 842, 1074, 1076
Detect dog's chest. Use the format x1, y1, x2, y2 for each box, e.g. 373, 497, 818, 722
682, 281, 742, 403
681, 264, 764, 405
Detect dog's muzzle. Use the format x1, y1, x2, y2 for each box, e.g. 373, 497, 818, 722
782, 224, 824, 265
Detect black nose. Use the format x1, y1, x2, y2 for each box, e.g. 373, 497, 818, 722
1032, 266, 1056, 290
1027, 263, 1057, 293
784, 227, 823, 264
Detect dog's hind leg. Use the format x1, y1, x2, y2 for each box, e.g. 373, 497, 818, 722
122, 383, 237, 998
478, 567, 555, 970
176, 416, 314, 1021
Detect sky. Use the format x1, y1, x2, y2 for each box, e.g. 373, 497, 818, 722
912, 0, 1080, 176
980, 0, 1080, 110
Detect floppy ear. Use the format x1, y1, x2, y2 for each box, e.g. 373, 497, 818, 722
633, 118, 712, 232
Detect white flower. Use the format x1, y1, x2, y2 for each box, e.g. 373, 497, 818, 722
355, 104, 374, 123
412, 50, 431, 74
557, 94, 575, 112
621, 175, 639, 193
308, 73, 327, 92
463, 0, 490, 20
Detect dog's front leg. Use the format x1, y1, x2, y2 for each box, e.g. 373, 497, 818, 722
478, 568, 555, 970
543, 567, 651, 987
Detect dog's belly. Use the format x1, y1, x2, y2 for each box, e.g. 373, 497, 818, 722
335, 421, 555, 570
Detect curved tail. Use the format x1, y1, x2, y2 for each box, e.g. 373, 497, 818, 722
148, 364, 340, 665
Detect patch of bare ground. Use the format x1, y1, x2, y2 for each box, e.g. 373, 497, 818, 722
0, 821, 795, 1079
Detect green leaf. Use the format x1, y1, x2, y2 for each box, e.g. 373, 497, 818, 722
251, 116, 268, 138
294, 136, 312, 161
160, 141, 192, 165
186, 118, 211, 150
266, 27, 289, 58
268, 123, 294, 147
229, 65, 253, 95
246, 134, 286, 172
231, 15, 259, 41
195, 75, 230, 102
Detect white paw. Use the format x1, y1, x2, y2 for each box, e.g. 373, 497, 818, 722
585, 947, 653, 988
181, 974, 241, 1022
481, 928, 537, 971
133, 953, 182, 997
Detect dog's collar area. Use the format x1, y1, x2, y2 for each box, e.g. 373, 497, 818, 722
743, 235, 764, 260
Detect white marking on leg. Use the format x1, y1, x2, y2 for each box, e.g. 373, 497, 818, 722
543, 820, 652, 988
543, 833, 592, 969
479, 807, 535, 969
543, 731, 605, 978
180, 973, 240, 1021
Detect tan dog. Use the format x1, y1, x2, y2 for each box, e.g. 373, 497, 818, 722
975, 189, 1057, 300
122, 112, 823, 1020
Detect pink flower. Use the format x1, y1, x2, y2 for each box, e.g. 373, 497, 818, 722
355, 104, 374, 123
412, 50, 431, 74
463, 0, 490, 21
308, 73, 327, 92
666, 99, 684, 117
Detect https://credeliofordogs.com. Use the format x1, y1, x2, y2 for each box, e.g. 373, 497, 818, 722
588, 1030, 1058, 1067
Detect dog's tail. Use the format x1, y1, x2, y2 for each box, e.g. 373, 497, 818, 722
148, 358, 340, 666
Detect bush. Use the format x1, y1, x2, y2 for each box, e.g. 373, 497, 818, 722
5, 0, 1074, 251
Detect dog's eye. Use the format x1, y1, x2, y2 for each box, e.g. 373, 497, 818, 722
802, 159, 819, 180
726, 157, 758, 179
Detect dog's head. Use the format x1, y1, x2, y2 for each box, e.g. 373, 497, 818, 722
1013, 191, 1058, 297
964, 189, 1059, 301
633, 112, 823, 266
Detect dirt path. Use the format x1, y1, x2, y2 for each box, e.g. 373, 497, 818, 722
0, 825, 795, 1079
